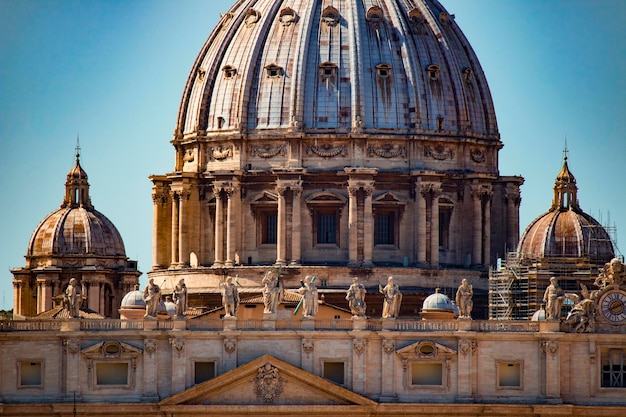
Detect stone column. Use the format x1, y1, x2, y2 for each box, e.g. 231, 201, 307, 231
213, 186, 224, 267
430, 187, 441, 267
417, 182, 427, 264
483, 194, 492, 266
152, 192, 164, 269
276, 185, 287, 265
170, 192, 179, 266
471, 186, 482, 266
37, 279, 53, 313
178, 190, 190, 267
363, 185, 374, 267
224, 185, 238, 267
348, 186, 359, 266
290, 187, 302, 265
13, 281, 21, 317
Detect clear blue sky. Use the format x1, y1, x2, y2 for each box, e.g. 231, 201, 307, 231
1, 0, 624, 310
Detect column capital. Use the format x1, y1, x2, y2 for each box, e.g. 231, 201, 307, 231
470, 183, 493, 199
419, 181, 442, 198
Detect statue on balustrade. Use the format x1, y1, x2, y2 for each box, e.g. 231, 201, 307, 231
346, 277, 367, 318
221, 276, 240, 318
173, 278, 188, 318
379, 276, 402, 319
543, 277, 564, 320
455, 278, 473, 319
64, 278, 82, 319
297, 275, 318, 318
143, 278, 161, 319
262, 269, 282, 314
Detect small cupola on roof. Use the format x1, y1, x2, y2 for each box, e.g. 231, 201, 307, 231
517, 150, 615, 262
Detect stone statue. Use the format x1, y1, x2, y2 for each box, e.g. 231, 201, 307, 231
543, 276, 564, 320
220, 276, 239, 318
297, 275, 318, 318
262, 269, 282, 314
379, 276, 402, 319
172, 278, 187, 317
564, 284, 597, 333
143, 278, 161, 318
346, 276, 367, 318
64, 278, 82, 319
455, 278, 473, 319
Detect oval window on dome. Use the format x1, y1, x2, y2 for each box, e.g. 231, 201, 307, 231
321, 6, 339, 27
366, 6, 383, 25
279, 7, 297, 26
376, 63, 392, 80
427, 64, 441, 81
265, 64, 283, 79
222, 65, 237, 80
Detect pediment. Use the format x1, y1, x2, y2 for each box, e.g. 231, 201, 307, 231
396, 340, 457, 360
81, 340, 143, 359
252, 191, 278, 203
373, 191, 404, 204
160, 354, 375, 406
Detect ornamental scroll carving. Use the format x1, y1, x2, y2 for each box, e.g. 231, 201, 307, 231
307, 143, 347, 158
383, 339, 395, 355
368, 144, 406, 158
354, 339, 367, 355
302, 339, 314, 355
64, 338, 80, 355
210, 145, 233, 161
170, 337, 184, 358
224, 339, 237, 353
255, 363, 284, 403
470, 148, 485, 163
250, 143, 287, 158
424, 145, 454, 160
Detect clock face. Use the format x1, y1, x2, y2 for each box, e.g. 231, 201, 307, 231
599, 290, 626, 324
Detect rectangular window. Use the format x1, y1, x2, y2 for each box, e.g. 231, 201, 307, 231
96, 362, 129, 386
323, 361, 345, 385
601, 349, 626, 388
375, 212, 395, 245
497, 362, 522, 388
194, 361, 216, 384
262, 212, 278, 244
317, 212, 337, 244
411, 362, 443, 386
19, 361, 42, 387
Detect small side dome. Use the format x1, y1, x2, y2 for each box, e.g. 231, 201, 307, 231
163, 296, 176, 316
531, 309, 546, 321
421, 289, 458, 320
121, 285, 145, 309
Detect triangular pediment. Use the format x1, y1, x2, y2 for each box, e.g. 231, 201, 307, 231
252, 191, 278, 203
81, 340, 143, 358
160, 354, 376, 406
374, 191, 403, 203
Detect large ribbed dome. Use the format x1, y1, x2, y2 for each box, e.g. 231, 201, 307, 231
517, 155, 614, 262
176, 0, 497, 138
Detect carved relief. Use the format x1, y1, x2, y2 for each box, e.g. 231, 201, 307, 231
64, 338, 80, 355
183, 149, 195, 163
424, 144, 454, 160
354, 339, 367, 355
470, 148, 485, 163
170, 337, 184, 357
250, 143, 287, 158
144, 339, 156, 357
383, 339, 395, 355
368, 143, 406, 158
307, 143, 347, 158
210, 145, 233, 161
302, 339, 314, 355
366, 6, 384, 28
459, 339, 477, 356
255, 363, 284, 403
541, 340, 559, 356
224, 339, 237, 353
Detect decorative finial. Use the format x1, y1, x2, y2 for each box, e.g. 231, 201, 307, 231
563, 136, 568, 161
75, 133, 81, 161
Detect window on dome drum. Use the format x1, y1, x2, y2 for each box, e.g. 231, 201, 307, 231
497, 361, 522, 389
260, 211, 278, 244
439, 205, 453, 250
601, 349, 626, 388
96, 362, 129, 386
411, 362, 443, 386
375, 211, 395, 245
322, 361, 345, 385
19, 360, 43, 387
315, 210, 338, 244
194, 361, 216, 384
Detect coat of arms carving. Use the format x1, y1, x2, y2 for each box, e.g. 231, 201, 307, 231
254, 363, 284, 403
